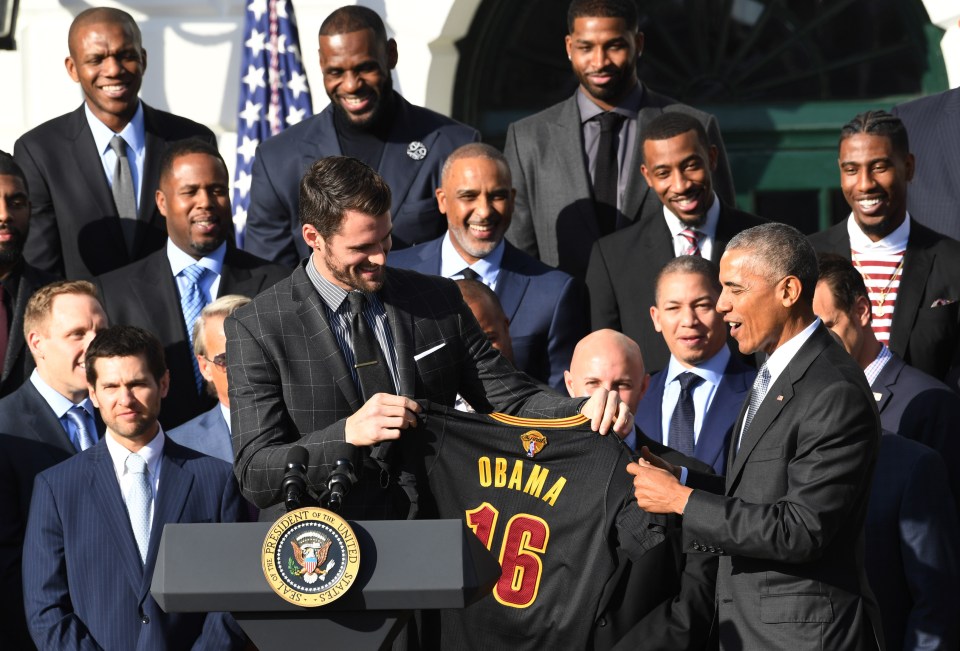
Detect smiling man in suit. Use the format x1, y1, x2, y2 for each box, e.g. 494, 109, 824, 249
13, 7, 216, 280
809, 109, 960, 382
244, 5, 478, 267
389, 143, 587, 391
23, 325, 246, 650
587, 111, 766, 372
629, 223, 883, 650
0, 280, 107, 649
504, 0, 734, 279
95, 140, 287, 429
226, 156, 631, 523
637, 255, 754, 475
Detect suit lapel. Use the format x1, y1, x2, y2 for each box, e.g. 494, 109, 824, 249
291, 266, 362, 408
870, 354, 903, 414
89, 442, 144, 592
622, 104, 659, 222
636, 372, 666, 443
495, 245, 531, 324
696, 358, 750, 469
380, 96, 438, 209
550, 95, 600, 240
134, 252, 188, 343
3, 268, 36, 381
22, 382, 77, 456
888, 232, 932, 353
382, 270, 416, 397
141, 445, 192, 602
219, 248, 255, 297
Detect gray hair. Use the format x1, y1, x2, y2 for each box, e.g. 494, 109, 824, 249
193, 294, 251, 357
726, 223, 818, 303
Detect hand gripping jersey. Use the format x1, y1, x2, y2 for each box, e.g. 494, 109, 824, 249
414, 404, 666, 650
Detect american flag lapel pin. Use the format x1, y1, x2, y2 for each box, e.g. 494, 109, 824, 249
776, 395, 784, 401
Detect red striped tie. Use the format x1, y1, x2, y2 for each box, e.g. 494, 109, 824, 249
679, 228, 702, 256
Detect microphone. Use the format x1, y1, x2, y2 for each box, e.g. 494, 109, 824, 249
327, 444, 359, 513
282, 446, 309, 512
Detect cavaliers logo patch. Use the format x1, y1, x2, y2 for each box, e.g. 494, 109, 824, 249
261, 507, 360, 607
520, 430, 547, 458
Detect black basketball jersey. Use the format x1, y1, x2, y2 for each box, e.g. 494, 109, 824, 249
414, 404, 665, 650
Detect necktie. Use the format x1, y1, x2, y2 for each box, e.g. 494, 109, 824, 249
668, 372, 703, 457
741, 363, 771, 443
346, 292, 395, 400
459, 267, 481, 281
123, 453, 152, 564
108, 135, 138, 252
0, 285, 8, 373
679, 228, 702, 256
179, 264, 209, 392
594, 112, 625, 236
64, 405, 96, 452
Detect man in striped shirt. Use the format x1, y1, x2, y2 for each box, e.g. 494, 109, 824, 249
809, 109, 960, 381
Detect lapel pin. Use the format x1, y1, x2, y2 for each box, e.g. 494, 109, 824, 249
406, 141, 427, 160
873, 392, 882, 401
776, 395, 783, 401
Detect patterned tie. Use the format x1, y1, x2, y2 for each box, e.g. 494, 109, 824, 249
123, 453, 152, 564
679, 228, 702, 256
595, 111, 625, 236
108, 135, 138, 252
740, 363, 772, 445
668, 372, 703, 457
64, 405, 96, 452
459, 267, 480, 281
179, 264, 209, 392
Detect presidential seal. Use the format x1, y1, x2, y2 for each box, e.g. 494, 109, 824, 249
261, 507, 360, 607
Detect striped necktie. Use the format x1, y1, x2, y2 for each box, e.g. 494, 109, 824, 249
179, 264, 209, 391
679, 228, 702, 256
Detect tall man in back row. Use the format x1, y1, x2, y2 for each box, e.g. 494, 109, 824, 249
226, 156, 630, 522
244, 5, 479, 267
629, 223, 883, 649
504, 0, 734, 279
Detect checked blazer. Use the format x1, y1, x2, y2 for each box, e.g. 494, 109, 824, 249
225, 263, 583, 521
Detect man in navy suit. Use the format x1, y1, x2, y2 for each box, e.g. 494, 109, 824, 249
169, 295, 250, 463
14, 8, 216, 280
95, 139, 287, 429
390, 143, 587, 391
0, 280, 107, 650
23, 325, 246, 651
813, 253, 960, 650
638, 255, 754, 475
244, 5, 478, 266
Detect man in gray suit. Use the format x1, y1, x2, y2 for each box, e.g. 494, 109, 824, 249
629, 223, 883, 649
225, 156, 631, 522
169, 295, 250, 464
504, 0, 734, 279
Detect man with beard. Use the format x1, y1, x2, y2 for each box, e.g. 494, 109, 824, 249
225, 156, 631, 524
244, 5, 479, 268
504, 0, 735, 280
14, 7, 216, 280
389, 143, 587, 391
95, 140, 287, 429
586, 112, 765, 372
809, 110, 960, 382
0, 152, 59, 398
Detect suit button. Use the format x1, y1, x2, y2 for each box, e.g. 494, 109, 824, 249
141, 616, 150, 624
597, 617, 606, 628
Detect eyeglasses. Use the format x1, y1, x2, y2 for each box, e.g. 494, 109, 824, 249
202, 352, 227, 369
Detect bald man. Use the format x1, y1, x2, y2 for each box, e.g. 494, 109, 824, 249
14, 7, 216, 280
565, 329, 649, 450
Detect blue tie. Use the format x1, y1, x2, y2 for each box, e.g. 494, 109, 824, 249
669, 372, 703, 457
180, 264, 209, 391
123, 453, 152, 564
64, 405, 96, 452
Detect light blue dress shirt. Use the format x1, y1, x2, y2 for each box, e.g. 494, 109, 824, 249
85, 101, 146, 211
440, 232, 504, 290
660, 345, 731, 447
29, 369, 97, 452
167, 239, 225, 304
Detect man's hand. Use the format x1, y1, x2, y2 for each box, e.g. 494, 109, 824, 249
627, 457, 692, 515
579, 388, 633, 437
639, 445, 681, 481
345, 394, 420, 446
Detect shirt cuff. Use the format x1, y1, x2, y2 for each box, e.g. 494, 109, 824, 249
679, 466, 689, 485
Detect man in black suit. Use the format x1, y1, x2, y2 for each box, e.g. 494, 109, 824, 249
389, 143, 588, 391
630, 223, 883, 649
0, 280, 108, 649
225, 156, 631, 522
0, 152, 59, 398
95, 140, 287, 429
809, 109, 960, 382
504, 0, 734, 279
892, 88, 960, 241
13, 7, 216, 280
244, 5, 478, 266
587, 112, 766, 372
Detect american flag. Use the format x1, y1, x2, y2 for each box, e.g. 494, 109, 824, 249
232, 0, 312, 245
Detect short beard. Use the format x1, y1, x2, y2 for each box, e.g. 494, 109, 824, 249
330, 75, 395, 131
324, 247, 384, 293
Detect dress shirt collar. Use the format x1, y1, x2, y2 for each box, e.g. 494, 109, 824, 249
29, 369, 95, 419
847, 212, 910, 253
764, 318, 821, 389
577, 82, 644, 123
663, 192, 720, 257
306, 254, 350, 312
167, 239, 226, 278
439, 232, 504, 287
664, 344, 730, 388
864, 343, 894, 387
106, 426, 164, 483
220, 402, 232, 434
85, 100, 145, 157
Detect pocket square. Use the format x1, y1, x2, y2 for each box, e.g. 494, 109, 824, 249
930, 298, 957, 308
414, 342, 446, 361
